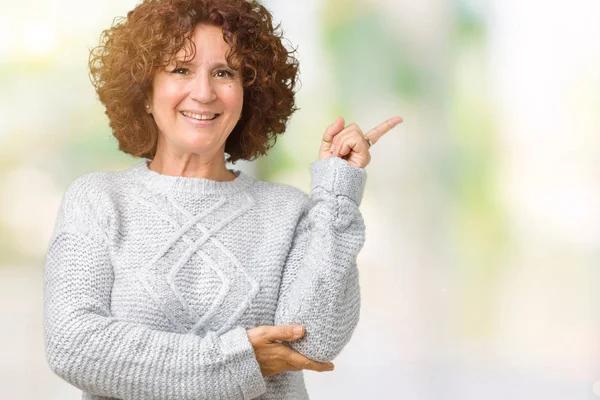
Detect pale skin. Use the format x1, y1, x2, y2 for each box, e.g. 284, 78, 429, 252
246, 114, 402, 376
146, 23, 403, 378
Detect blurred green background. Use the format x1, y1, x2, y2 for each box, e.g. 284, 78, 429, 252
1, 0, 600, 398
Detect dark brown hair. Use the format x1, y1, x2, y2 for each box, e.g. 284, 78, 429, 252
89, 0, 299, 163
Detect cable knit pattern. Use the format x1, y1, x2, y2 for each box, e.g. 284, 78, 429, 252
43, 156, 366, 400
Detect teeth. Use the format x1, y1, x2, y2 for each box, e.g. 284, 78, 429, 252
182, 111, 216, 120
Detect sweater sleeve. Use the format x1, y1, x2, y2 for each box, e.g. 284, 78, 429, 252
273, 156, 367, 362
43, 176, 266, 400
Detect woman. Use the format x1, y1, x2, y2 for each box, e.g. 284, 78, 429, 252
43, 0, 402, 399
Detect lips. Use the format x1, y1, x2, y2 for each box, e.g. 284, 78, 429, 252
179, 111, 222, 128
180, 111, 220, 121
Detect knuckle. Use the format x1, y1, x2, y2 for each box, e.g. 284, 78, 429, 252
284, 358, 300, 371
257, 326, 269, 338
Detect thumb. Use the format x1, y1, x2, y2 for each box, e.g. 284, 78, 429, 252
248, 325, 305, 344
280, 325, 305, 341
268, 325, 304, 343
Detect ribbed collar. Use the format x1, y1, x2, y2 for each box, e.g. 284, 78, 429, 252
127, 160, 255, 196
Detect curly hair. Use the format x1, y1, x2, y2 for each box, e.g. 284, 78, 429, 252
89, 0, 299, 163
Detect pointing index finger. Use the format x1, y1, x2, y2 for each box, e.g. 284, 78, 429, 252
365, 116, 403, 145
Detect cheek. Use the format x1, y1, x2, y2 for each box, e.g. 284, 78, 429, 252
153, 81, 187, 109
219, 84, 244, 114
226, 85, 244, 111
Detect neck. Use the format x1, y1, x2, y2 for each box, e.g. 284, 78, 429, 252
148, 150, 236, 182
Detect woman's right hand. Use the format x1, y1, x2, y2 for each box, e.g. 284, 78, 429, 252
247, 325, 335, 377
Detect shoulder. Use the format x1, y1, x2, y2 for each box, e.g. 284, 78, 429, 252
64, 171, 113, 199
242, 179, 310, 235
63, 170, 120, 212
54, 170, 119, 241
245, 179, 311, 226
250, 179, 309, 207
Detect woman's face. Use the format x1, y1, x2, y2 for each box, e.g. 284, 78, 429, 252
148, 24, 244, 157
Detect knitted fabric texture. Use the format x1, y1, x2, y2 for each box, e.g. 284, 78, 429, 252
44, 156, 366, 400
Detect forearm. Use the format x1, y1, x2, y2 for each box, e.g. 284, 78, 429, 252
46, 317, 249, 399
44, 231, 265, 400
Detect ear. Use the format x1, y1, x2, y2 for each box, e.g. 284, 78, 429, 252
144, 96, 152, 115
145, 94, 153, 114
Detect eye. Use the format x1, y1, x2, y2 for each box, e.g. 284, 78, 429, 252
171, 67, 190, 75
215, 69, 234, 78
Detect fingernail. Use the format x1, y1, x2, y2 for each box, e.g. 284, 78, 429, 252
327, 364, 335, 371
293, 326, 303, 335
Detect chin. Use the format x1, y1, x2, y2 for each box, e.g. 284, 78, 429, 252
181, 139, 221, 154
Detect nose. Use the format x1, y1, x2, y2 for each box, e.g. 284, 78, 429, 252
190, 71, 217, 103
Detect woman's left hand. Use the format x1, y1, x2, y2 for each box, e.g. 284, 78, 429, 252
318, 116, 403, 168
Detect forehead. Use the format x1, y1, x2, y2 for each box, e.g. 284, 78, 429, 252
173, 24, 231, 62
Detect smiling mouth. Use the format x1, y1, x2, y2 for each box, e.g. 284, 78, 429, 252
180, 111, 220, 121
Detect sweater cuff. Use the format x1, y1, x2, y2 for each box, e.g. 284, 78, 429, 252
220, 326, 266, 400
311, 157, 367, 206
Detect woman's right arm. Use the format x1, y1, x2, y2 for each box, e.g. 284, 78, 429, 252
45, 229, 267, 400
44, 177, 265, 400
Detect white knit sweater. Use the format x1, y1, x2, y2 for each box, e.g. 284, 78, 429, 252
44, 156, 366, 400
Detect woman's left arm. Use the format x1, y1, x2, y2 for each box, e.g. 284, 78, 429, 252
274, 156, 366, 363
274, 116, 402, 363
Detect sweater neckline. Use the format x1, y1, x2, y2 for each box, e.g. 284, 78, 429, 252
129, 160, 254, 196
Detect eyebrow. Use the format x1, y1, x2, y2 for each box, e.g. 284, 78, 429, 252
212, 62, 235, 69
173, 60, 234, 69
